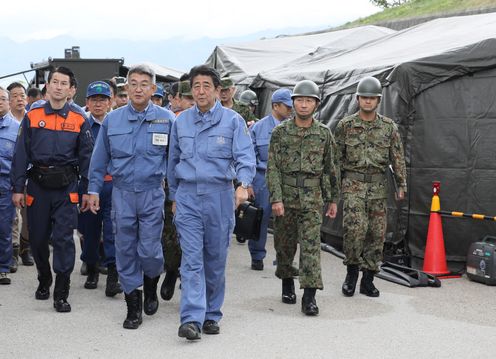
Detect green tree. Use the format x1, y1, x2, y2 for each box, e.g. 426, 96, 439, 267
370, 0, 410, 8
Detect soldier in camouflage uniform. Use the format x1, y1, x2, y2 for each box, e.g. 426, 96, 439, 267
334, 76, 407, 298
220, 77, 257, 125
267, 80, 339, 316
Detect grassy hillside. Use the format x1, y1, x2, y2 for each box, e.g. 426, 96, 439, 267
346, 0, 496, 27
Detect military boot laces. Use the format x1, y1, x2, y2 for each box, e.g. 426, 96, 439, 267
105, 264, 123, 297
301, 288, 319, 316
282, 278, 296, 304
53, 275, 71, 312
160, 270, 178, 301
143, 275, 159, 315
359, 270, 380, 297
35, 273, 53, 300
342, 265, 359, 297
84, 264, 99, 289
123, 289, 143, 329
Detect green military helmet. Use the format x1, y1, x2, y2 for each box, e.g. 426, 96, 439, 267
291, 80, 320, 101
220, 76, 234, 89
356, 76, 382, 97
239, 89, 258, 106
178, 80, 192, 97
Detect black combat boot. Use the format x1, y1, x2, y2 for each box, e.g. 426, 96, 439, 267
105, 264, 123, 297
143, 275, 159, 315
84, 264, 99, 289
10, 243, 19, 273
301, 288, 319, 316
281, 278, 296, 304
123, 289, 143, 329
35, 271, 53, 300
342, 265, 359, 297
160, 270, 178, 301
19, 235, 34, 266
359, 270, 380, 297
53, 274, 71, 312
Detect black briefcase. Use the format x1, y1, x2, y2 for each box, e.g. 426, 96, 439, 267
234, 201, 263, 241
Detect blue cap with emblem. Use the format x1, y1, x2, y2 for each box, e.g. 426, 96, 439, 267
153, 84, 164, 98
86, 81, 111, 98
271, 88, 293, 108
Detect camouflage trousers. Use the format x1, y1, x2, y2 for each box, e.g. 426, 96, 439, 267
274, 207, 323, 289
342, 195, 387, 272
161, 198, 181, 272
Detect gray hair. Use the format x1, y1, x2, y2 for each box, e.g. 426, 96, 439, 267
0, 86, 9, 99
127, 64, 156, 84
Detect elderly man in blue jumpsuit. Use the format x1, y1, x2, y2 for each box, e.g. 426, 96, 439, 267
0, 87, 19, 285
79, 81, 122, 297
247, 88, 293, 271
11, 67, 93, 312
87, 64, 175, 330
168, 65, 256, 341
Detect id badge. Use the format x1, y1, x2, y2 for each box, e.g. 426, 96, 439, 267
152, 133, 168, 146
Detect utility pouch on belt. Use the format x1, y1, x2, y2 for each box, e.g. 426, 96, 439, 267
28, 166, 78, 189
234, 201, 263, 241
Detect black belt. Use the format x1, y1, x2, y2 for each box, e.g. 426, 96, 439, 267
282, 174, 320, 188
344, 171, 384, 183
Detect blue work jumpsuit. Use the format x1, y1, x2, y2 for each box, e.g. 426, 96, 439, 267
168, 100, 256, 326
88, 102, 175, 294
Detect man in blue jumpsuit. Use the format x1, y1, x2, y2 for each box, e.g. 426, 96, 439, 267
11, 67, 93, 312
79, 81, 122, 296
88, 64, 175, 330
247, 88, 293, 271
168, 65, 256, 340
0, 87, 19, 285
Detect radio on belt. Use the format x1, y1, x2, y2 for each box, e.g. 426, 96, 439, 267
466, 235, 496, 285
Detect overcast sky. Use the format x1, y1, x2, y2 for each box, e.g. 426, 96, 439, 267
3, 0, 380, 42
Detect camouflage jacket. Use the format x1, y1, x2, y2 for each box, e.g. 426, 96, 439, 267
232, 99, 257, 124
334, 112, 407, 199
266, 118, 340, 209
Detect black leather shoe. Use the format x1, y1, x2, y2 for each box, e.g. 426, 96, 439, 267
123, 289, 143, 329
19, 236, 34, 266
105, 264, 123, 297
53, 298, 71, 312
202, 320, 220, 335
84, 265, 99, 289
236, 235, 246, 244
143, 275, 159, 315
178, 322, 201, 340
251, 259, 263, 271
342, 265, 359, 297
359, 270, 380, 297
160, 270, 178, 301
301, 288, 319, 316
282, 278, 296, 304
35, 273, 53, 300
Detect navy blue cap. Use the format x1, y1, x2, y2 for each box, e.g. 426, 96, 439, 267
271, 88, 293, 108
86, 81, 111, 98
153, 84, 164, 98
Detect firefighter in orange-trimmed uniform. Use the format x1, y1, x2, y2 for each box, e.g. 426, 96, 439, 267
11, 66, 93, 313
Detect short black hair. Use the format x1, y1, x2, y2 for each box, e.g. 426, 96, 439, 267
7, 82, 26, 93
179, 73, 190, 82
47, 66, 76, 87
41, 86, 47, 96
189, 65, 221, 88
169, 82, 179, 97
27, 87, 41, 98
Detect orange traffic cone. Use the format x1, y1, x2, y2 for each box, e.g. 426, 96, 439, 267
423, 181, 451, 276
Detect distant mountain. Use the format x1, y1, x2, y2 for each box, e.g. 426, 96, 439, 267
0, 24, 331, 82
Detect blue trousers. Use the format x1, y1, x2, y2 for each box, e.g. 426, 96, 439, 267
112, 186, 165, 294
26, 180, 78, 276
248, 170, 271, 261
79, 181, 115, 266
0, 189, 15, 273
174, 182, 234, 326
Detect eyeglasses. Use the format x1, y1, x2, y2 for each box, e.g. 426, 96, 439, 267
128, 82, 152, 91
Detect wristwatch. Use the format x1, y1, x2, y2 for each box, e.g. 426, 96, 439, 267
240, 182, 250, 189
